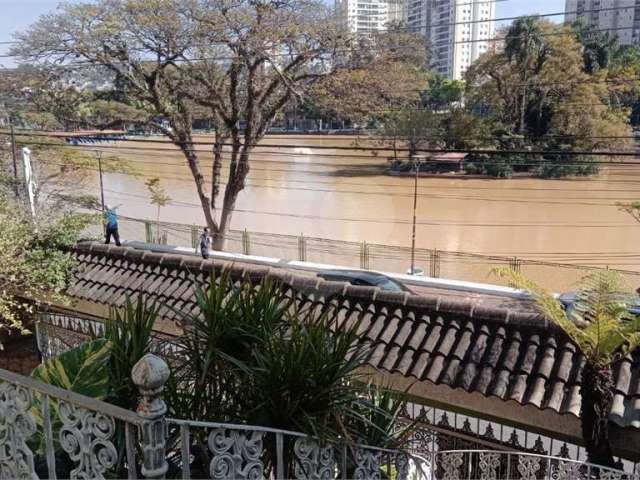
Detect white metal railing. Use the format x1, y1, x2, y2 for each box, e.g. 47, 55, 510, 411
0, 356, 420, 480
166, 417, 427, 480
428, 449, 639, 480
0, 366, 142, 479
0, 359, 635, 480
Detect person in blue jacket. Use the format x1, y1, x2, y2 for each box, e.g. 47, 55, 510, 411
104, 204, 122, 246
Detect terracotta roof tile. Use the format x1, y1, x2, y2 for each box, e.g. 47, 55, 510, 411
64, 242, 640, 430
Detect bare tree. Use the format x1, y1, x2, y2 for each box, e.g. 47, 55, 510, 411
13, 0, 352, 249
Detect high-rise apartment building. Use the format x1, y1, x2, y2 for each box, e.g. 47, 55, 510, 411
407, 0, 496, 80
335, 0, 496, 79
335, 0, 404, 35
565, 0, 640, 45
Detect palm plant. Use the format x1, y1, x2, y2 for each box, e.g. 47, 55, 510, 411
236, 303, 368, 437
31, 338, 113, 478
346, 383, 415, 449
164, 269, 418, 478
104, 295, 158, 410
494, 268, 640, 467
504, 17, 548, 133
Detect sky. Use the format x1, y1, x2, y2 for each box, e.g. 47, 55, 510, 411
0, 0, 564, 68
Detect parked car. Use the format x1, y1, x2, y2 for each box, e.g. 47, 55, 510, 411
317, 269, 412, 292
558, 291, 640, 315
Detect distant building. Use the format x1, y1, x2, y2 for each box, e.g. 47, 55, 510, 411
407, 0, 496, 80
335, 0, 405, 35
335, 0, 496, 79
565, 0, 640, 45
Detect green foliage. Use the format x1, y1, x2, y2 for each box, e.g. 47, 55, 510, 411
167, 269, 405, 444
166, 270, 290, 422
421, 75, 465, 111
32, 338, 112, 398
572, 19, 617, 74
377, 109, 443, 159
465, 16, 635, 177
104, 296, 157, 409
0, 193, 95, 339
237, 304, 367, 437
493, 268, 640, 366
347, 383, 415, 449
535, 158, 598, 178
145, 178, 171, 208
617, 200, 640, 223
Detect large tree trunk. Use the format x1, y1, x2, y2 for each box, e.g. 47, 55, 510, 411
212, 147, 249, 251
180, 146, 218, 237
519, 83, 527, 134
211, 128, 225, 210
580, 362, 616, 468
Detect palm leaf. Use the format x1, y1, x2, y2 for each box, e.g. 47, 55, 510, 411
493, 268, 640, 365
32, 338, 112, 398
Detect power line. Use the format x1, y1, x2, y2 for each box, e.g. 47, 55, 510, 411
102, 187, 637, 225
43, 161, 636, 207
6, 131, 640, 156
16, 145, 640, 170
10, 128, 640, 145
12, 137, 640, 158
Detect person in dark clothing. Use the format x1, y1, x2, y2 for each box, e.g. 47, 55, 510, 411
199, 227, 210, 259
104, 205, 121, 246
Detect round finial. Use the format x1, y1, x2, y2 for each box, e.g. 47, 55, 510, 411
131, 353, 170, 391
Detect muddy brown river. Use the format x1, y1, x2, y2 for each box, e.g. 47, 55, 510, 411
84, 134, 640, 288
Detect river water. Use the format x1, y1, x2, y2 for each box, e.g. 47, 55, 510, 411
90, 134, 640, 283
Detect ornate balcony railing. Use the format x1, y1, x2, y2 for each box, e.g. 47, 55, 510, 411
165, 418, 424, 479
3, 348, 635, 480
429, 450, 640, 480
0, 353, 425, 480
0, 364, 143, 479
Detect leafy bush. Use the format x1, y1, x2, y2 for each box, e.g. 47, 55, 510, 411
535, 160, 599, 178
0, 193, 95, 339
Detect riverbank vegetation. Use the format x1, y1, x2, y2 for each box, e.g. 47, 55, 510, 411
381, 18, 639, 179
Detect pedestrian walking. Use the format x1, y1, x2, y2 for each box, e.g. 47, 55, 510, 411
104, 204, 121, 246
199, 227, 210, 259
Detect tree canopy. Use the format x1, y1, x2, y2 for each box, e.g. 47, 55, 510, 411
12, 0, 424, 248
0, 190, 94, 340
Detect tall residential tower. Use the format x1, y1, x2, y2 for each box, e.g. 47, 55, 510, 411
335, 0, 496, 79
335, 0, 404, 35
406, 0, 496, 79
565, 0, 640, 45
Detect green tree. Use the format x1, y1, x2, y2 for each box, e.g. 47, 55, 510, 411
421, 74, 465, 112
573, 19, 618, 74
0, 192, 95, 339
145, 177, 171, 243
466, 17, 634, 177
504, 17, 549, 134
12, 0, 420, 250
494, 268, 640, 467
377, 109, 442, 164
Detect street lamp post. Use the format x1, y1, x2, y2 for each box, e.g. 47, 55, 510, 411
410, 157, 421, 276
9, 119, 19, 196
96, 150, 105, 213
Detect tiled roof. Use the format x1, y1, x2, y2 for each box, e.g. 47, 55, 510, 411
67, 242, 640, 430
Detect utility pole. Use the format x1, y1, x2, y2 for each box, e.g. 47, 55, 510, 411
9, 119, 19, 196
96, 150, 105, 213
410, 158, 420, 276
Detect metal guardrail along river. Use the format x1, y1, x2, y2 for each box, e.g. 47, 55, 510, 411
88, 215, 640, 293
